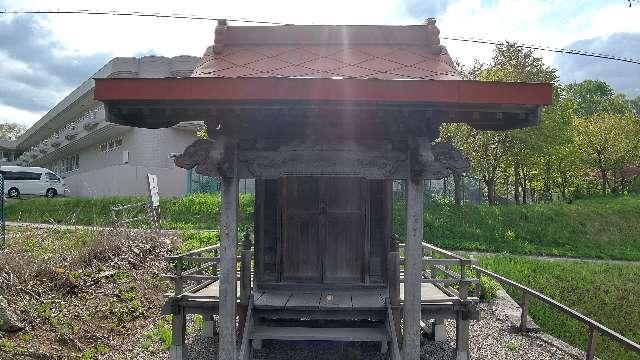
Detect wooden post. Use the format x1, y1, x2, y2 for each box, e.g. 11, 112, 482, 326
586, 327, 597, 360
174, 258, 183, 296
475, 268, 481, 298
456, 262, 470, 360
238, 233, 252, 341
170, 307, 186, 360
520, 292, 529, 333
388, 250, 402, 344
218, 175, 239, 360
402, 177, 424, 360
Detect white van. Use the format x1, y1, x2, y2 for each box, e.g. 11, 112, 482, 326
0, 166, 67, 198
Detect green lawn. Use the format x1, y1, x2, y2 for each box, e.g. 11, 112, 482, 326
4, 193, 254, 232
6, 193, 640, 260
479, 256, 640, 360
395, 194, 640, 261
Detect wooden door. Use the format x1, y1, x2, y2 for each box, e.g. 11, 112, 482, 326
322, 177, 366, 284
281, 177, 323, 282
280, 177, 367, 284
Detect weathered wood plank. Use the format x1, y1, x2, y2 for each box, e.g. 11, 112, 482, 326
254, 291, 292, 309
351, 291, 385, 310
403, 176, 424, 360
319, 291, 353, 309
218, 173, 238, 360
251, 325, 388, 341
285, 292, 321, 310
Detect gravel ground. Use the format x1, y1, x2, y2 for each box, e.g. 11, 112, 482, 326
158, 290, 584, 360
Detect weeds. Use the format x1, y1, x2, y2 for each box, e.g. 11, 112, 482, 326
142, 316, 172, 352
480, 256, 640, 360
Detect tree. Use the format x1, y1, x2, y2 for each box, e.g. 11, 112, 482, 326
444, 42, 558, 204
564, 80, 633, 118
0, 122, 26, 141
629, 96, 640, 119
573, 112, 640, 194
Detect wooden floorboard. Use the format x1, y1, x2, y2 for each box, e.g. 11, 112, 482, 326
351, 291, 385, 309
254, 291, 292, 309
285, 291, 321, 310
250, 325, 388, 341
399, 283, 453, 304
319, 291, 353, 309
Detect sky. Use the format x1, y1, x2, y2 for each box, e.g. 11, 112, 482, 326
1, 0, 639, 126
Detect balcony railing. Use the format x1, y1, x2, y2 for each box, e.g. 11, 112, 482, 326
15, 103, 106, 165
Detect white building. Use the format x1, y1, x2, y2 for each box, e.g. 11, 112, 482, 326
0, 56, 202, 197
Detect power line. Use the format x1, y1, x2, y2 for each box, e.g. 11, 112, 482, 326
442, 36, 640, 65
0, 9, 290, 25
2, 9, 639, 65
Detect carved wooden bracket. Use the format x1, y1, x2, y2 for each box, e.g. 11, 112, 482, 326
410, 138, 469, 180
174, 138, 236, 178
409, 137, 435, 180
424, 143, 470, 180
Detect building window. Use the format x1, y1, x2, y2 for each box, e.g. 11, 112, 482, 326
98, 137, 123, 153
51, 153, 80, 174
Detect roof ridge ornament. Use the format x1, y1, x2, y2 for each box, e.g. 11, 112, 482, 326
213, 19, 228, 54
425, 18, 444, 55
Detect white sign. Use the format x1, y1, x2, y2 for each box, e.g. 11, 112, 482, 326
147, 174, 159, 207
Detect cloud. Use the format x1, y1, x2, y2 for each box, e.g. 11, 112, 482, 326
554, 32, 640, 97
0, 12, 110, 116
398, 0, 453, 21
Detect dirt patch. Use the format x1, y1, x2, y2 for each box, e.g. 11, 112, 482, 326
0, 227, 180, 359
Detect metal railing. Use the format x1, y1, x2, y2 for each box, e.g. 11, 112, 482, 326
473, 266, 640, 360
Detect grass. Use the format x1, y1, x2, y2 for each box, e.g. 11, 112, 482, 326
395, 194, 640, 261
5, 193, 255, 231
479, 256, 640, 360
6, 193, 640, 260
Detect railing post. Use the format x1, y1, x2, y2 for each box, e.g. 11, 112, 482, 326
388, 250, 402, 343
520, 292, 529, 333
586, 327, 597, 360
475, 268, 481, 298
456, 261, 470, 360
174, 257, 183, 295
238, 232, 252, 340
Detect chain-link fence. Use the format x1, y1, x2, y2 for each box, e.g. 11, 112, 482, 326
1, 174, 5, 247
186, 169, 255, 194
393, 175, 553, 205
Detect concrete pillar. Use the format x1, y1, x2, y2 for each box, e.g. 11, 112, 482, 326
432, 319, 446, 342
203, 315, 217, 338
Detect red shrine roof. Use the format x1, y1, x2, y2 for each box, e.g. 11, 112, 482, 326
94, 20, 553, 130
192, 20, 460, 80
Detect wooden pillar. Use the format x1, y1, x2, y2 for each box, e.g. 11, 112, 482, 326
238, 233, 252, 341
170, 307, 186, 359
402, 177, 424, 360
218, 175, 238, 360
388, 249, 402, 345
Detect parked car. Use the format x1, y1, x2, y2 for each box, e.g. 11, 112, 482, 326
0, 166, 67, 198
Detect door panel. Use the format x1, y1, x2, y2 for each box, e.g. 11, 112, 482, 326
283, 214, 322, 282
322, 177, 366, 283
280, 176, 367, 284
281, 177, 323, 282
324, 212, 364, 283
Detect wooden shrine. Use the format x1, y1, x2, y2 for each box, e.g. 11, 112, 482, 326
95, 19, 552, 360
